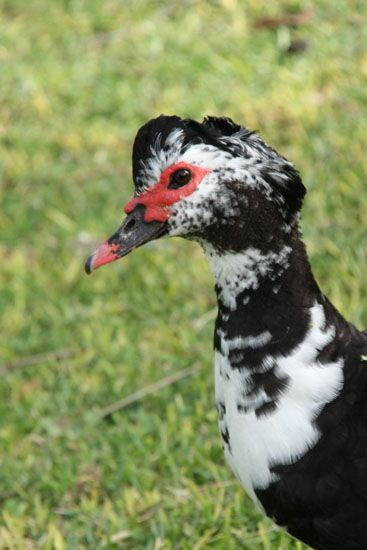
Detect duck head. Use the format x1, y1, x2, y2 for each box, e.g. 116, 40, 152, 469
85, 115, 306, 274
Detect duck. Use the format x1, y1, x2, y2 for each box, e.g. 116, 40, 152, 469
85, 115, 367, 550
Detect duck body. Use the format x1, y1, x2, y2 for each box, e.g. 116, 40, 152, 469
211, 240, 367, 550
86, 115, 367, 549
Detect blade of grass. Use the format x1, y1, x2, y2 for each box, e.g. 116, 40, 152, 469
0, 348, 76, 374
99, 363, 202, 417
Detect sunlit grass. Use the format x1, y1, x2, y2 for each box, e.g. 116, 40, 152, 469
1, 0, 366, 547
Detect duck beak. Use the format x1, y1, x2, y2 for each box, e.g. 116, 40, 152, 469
84, 205, 167, 274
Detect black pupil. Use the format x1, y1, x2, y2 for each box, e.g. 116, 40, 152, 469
168, 169, 191, 189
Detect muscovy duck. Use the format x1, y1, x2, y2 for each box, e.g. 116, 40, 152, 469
85, 115, 367, 550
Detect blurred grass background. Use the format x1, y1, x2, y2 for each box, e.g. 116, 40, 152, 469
1, 0, 366, 548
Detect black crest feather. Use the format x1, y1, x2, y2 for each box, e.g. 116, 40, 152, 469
202, 116, 243, 136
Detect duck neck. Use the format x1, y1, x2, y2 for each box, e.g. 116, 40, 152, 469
202, 230, 322, 357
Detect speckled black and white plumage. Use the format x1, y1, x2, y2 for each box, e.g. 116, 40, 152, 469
109, 116, 367, 549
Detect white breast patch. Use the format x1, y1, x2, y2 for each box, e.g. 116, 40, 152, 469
215, 303, 344, 504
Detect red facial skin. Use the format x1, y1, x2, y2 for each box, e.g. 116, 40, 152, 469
124, 162, 210, 222
87, 163, 210, 272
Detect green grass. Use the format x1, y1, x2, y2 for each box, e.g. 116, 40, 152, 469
1, 0, 366, 547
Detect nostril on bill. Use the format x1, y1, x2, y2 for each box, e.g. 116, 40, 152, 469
125, 218, 136, 231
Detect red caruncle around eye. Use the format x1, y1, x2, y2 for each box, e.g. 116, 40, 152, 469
124, 162, 210, 223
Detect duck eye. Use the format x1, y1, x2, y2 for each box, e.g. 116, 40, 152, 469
168, 168, 192, 189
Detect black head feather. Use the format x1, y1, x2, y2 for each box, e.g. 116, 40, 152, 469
202, 116, 247, 136
131, 114, 306, 215
132, 115, 186, 185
